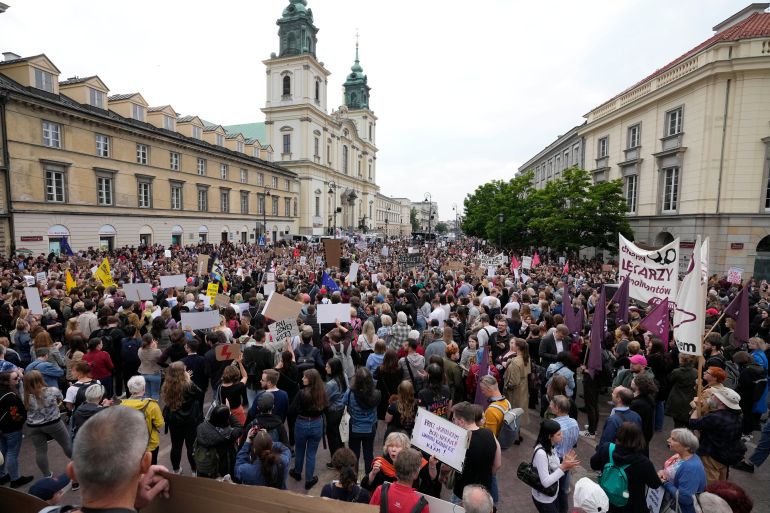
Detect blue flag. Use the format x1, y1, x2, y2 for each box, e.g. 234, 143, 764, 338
321, 272, 340, 293
60, 236, 74, 256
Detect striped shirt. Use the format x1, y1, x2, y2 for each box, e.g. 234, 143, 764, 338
553, 414, 579, 460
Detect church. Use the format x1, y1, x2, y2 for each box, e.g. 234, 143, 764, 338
226, 0, 381, 236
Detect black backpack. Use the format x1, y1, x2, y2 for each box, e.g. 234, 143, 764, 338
296, 345, 317, 373
70, 380, 99, 411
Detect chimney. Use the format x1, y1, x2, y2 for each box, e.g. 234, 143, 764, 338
3, 52, 20, 61
713, 3, 769, 33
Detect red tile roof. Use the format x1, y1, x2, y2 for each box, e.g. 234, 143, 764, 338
591, 12, 770, 113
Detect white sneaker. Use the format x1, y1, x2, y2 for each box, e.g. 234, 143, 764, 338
173, 467, 183, 475
741, 434, 753, 443
581, 430, 595, 439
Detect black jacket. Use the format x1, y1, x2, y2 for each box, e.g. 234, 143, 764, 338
196, 415, 244, 478
538, 334, 560, 366
249, 412, 289, 446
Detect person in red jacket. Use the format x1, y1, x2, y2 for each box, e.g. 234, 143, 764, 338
83, 338, 114, 399
370, 447, 429, 513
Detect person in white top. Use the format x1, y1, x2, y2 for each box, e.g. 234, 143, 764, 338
530, 418, 579, 511
428, 300, 447, 328
502, 293, 521, 318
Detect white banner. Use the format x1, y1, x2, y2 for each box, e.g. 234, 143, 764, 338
411, 407, 470, 472
673, 236, 705, 356
346, 262, 359, 283
521, 256, 532, 270
618, 234, 679, 305
24, 287, 44, 315
316, 303, 351, 324
479, 253, 508, 267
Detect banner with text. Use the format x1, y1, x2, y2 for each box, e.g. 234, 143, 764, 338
618, 234, 679, 305
411, 407, 470, 472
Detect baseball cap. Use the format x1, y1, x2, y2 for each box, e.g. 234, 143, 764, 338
629, 354, 647, 366
29, 474, 70, 501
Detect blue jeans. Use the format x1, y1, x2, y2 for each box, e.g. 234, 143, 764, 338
143, 373, 161, 400
489, 474, 499, 504
654, 400, 665, 432
416, 318, 427, 334
294, 417, 323, 481
0, 430, 23, 480
749, 418, 770, 467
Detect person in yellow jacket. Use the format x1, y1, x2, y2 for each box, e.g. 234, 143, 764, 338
122, 375, 164, 464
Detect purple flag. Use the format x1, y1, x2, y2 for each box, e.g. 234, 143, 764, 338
638, 298, 670, 349
587, 287, 607, 379
724, 284, 750, 346
610, 278, 630, 325
575, 306, 586, 334
563, 287, 578, 334
474, 346, 491, 408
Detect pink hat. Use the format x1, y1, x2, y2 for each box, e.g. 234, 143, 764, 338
629, 354, 647, 366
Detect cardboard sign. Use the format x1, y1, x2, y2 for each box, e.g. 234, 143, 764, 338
315, 256, 324, 265
197, 255, 209, 276
381, 246, 389, 257
646, 486, 664, 513
487, 266, 496, 277
35, 271, 47, 285
164, 249, 172, 258
727, 267, 743, 285
265, 272, 276, 283
346, 262, 359, 283
558, 256, 566, 265
521, 256, 532, 270
316, 303, 352, 324
411, 407, 470, 472
268, 317, 300, 344
214, 294, 231, 309
123, 283, 154, 301
23, 275, 35, 286
215, 343, 241, 361
371, 273, 379, 283
299, 256, 307, 265
181, 310, 220, 330
261, 292, 302, 321
0, 486, 48, 513
206, 283, 219, 304
520, 272, 530, 284
322, 238, 343, 269
263, 282, 276, 297
421, 494, 465, 513
160, 274, 187, 289
443, 261, 464, 271
479, 253, 507, 267
24, 287, 44, 314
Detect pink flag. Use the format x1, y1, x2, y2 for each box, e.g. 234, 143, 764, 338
723, 283, 750, 346
638, 298, 670, 349
533, 252, 541, 267
563, 261, 569, 274
510, 255, 520, 271
587, 287, 607, 378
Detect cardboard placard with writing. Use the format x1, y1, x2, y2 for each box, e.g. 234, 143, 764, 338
214, 294, 231, 309
261, 292, 302, 321
123, 283, 154, 301
263, 282, 276, 297
206, 282, 219, 304
215, 343, 242, 361
197, 255, 210, 276
268, 317, 300, 344
411, 407, 470, 472
322, 238, 343, 269
727, 267, 743, 285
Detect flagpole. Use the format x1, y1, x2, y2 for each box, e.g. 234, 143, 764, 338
701, 311, 727, 340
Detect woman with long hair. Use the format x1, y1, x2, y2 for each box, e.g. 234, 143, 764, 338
418, 363, 452, 419
631, 373, 658, 452
321, 447, 371, 503
343, 366, 381, 474
13, 319, 31, 368
358, 320, 378, 367
65, 335, 87, 383
529, 419, 579, 513
376, 348, 403, 419
325, 358, 348, 462
385, 380, 417, 436
218, 358, 248, 426
33, 332, 65, 369
235, 427, 291, 489
443, 342, 465, 404
160, 361, 202, 475
22, 370, 72, 477
0, 370, 33, 487
150, 316, 172, 350
276, 349, 299, 445
504, 338, 531, 443
289, 368, 327, 490
138, 333, 162, 400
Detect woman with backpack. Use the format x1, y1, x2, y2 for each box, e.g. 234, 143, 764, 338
417, 363, 451, 419
289, 368, 327, 490
529, 419, 579, 513
590, 422, 661, 513
122, 375, 164, 464
321, 447, 371, 503
235, 427, 291, 489
194, 404, 243, 479
734, 350, 767, 436
344, 366, 381, 475
160, 361, 202, 475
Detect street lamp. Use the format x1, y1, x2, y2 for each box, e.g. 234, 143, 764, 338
452, 203, 458, 237
385, 205, 391, 237
259, 188, 271, 244
497, 212, 504, 248
328, 181, 338, 238
424, 192, 432, 240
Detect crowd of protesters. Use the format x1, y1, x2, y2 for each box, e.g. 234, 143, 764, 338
0, 235, 767, 513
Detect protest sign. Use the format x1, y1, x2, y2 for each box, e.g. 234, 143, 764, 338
265, 272, 276, 283
411, 407, 470, 472
23, 275, 35, 286
215, 343, 241, 361
299, 256, 307, 266
315, 255, 324, 265
618, 234, 679, 305
646, 486, 664, 513
197, 255, 209, 276
487, 266, 496, 277
442, 261, 464, 272
371, 273, 379, 283
558, 256, 566, 266
398, 253, 422, 267
214, 294, 231, 309
421, 494, 465, 513
322, 238, 343, 269
181, 310, 220, 330
479, 253, 507, 267
0, 486, 47, 513
24, 287, 43, 315
123, 283, 153, 301
521, 256, 532, 269
346, 262, 359, 283
727, 267, 743, 285
164, 249, 172, 258
263, 282, 276, 297
206, 283, 219, 304
160, 274, 187, 289
381, 246, 389, 257
35, 271, 47, 285
317, 303, 352, 324
268, 318, 300, 344
261, 292, 302, 321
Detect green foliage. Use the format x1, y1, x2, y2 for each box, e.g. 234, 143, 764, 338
409, 207, 419, 233
435, 222, 448, 234
462, 167, 633, 254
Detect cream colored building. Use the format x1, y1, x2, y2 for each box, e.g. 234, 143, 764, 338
577, 5, 770, 278
0, 53, 299, 255
375, 194, 411, 237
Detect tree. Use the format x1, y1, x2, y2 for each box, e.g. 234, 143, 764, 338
409, 207, 419, 233
435, 222, 448, 235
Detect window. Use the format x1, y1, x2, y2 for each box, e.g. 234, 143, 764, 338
169, 152, 180, 171
368, 163, 372, 180
220, 163, 229, 180
258, 173, 264, 186
42, 121, 61, 148
197, 158, 206, 176
163, 115, 175, 131
258, 194, 265, 214
555, 155, 561, 172
666, 108, 683, 136
285, 179, 290, 191
240, 169, 247, 184
240, 192, 249, 214
34, 68, 54, 92
137, 180, 152, 208
327, 143, 331, 163
369, 123, 373, 140
253, 147, 260, 158
45, 166, 66, 203
272, 176, 278, 189
628, 124, 641, 148
192, 126, 202, 139
132, 104, 144, 121
598, 136, 609, 158
357, 160, 362, 177
216, 134, 224, 146
89, 88, 104, 109
197, 188, 208, 212
343, 145, 349, 174
662, 166, 679, 213
314, 80, 320, 101
293, 199, 298, 217
314, 137, 320, 157
96, 175, 113, 206
625, 175, 638, 213
236, 141, 244, 153
220, 189, 230, 213
564, 150, 570, 168
170, 183, 183, 210
282, 75, 291, 97
766, 174, 770, 211
284, 198, 291, 217
95, 134, 110, 157
136, 144, 148, 165
272, 196, 279, 215
315, 196, 320, 216
282, 134, 291, 154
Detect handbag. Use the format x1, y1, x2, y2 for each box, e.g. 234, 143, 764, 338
205, 384, 222, 421
339, 393, 351, 444
516, 447, 558, 497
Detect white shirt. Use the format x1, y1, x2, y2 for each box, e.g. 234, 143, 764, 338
531, 445, 564, 503
429, 307, 447, 328
502, 302, 520, 318
555, 339, 564, 354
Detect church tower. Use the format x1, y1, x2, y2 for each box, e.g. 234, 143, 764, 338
343, 40, 370, 110
277, 0, 318, 58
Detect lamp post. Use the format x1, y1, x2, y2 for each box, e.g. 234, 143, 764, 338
385, 205, 391, 238
258, 188, 271, 245
424, 192, 432, 240
328, 181, 338, 238
452, 203, 458, 237
497, 212, 504, 248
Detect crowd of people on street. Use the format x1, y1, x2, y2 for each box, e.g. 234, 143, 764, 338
0, 235, 767, 513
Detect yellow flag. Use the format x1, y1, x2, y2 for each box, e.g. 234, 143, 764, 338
95, 258, 114, 287
65, 270, 76, 293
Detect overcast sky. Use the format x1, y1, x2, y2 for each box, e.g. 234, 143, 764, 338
0, 0, 749, 220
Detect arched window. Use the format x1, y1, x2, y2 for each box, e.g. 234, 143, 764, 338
315, 80, 320, 101
350, 92, 358, 105
282, 76, 291, 97
342, 146, 349, 174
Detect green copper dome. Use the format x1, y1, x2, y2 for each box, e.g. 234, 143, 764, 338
277, 0, 318, 57
282, 0, 310, 18
344, 41, 370, 109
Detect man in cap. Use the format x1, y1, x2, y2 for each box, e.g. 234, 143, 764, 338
28, 474, 70, 505
612, 354, 655, 389
687, 387, 745, 483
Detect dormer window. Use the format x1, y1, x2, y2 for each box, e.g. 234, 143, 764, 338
132, 104, 144, 121
192, 126, 202, 139
34, 68, 54, 93
88, 88, 104, 109
163, 115, 175, 131
236, 141, 244, 153
216, 134, 224, 146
